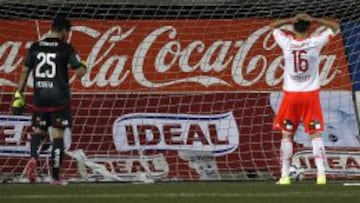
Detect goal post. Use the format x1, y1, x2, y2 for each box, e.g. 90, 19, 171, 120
0, 0, 360, 183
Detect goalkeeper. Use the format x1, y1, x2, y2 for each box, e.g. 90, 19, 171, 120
270, 13, 339, 185
12, 16, 87, 185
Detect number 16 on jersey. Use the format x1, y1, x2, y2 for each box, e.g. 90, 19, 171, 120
292, 50, 309, 73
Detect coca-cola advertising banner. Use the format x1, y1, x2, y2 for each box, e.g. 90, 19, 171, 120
0, 19, 351, 92
0, 20, 359, 182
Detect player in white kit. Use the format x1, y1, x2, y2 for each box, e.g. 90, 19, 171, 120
270, 13, 339, 185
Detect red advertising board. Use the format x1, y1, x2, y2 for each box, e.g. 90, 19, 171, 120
0, 19, 351, 92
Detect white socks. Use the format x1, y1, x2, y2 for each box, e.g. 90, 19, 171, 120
280, 137, 325, 178
312, 137, 326, 176
280, 138, 293, 177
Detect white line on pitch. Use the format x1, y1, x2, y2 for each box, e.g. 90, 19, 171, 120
1, 192, 360, 199
343, 183, 360, 186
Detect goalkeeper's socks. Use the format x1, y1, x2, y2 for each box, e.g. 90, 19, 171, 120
30, 133, 42, 159
280, 138, 293, 177
312, 137, 326, 176
51, 138, 64, 180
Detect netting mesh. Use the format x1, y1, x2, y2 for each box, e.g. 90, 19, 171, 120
0, 0, 360, 182
0, 0, 359, 19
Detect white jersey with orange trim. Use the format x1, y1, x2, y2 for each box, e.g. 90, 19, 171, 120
273, 28, 334, 92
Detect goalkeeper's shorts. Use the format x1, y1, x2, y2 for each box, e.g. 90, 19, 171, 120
273, 89, 324, 134
32, 105, 72, 130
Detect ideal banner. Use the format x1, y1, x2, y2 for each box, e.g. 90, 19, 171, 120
0, 19, 358, 181
112, 112, 239, 156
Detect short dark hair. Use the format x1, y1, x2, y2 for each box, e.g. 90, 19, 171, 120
294, 19, 311, 33
51, 16, 71, 32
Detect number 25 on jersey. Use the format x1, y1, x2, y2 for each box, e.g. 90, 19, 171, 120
35, 52, 57, 78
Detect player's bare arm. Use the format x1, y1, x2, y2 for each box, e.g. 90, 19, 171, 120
312, 17, 339, 33
294, 13, 339, 33
74, 61, 87, 78
269, 17, 295, 30
68, 46, 88, 78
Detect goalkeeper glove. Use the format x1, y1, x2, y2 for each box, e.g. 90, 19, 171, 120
11, 90, 25, 115
81, 60, 88, 69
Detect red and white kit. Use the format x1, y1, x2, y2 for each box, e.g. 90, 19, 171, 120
273, 28, 334, 134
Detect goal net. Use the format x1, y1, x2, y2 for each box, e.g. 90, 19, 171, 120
0, 0, 360, 183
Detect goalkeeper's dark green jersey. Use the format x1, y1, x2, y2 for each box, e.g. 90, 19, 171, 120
24, 37, 83, 108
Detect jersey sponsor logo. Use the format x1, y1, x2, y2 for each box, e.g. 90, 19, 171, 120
0, 20, 350, 92
112, 112, 239, 156
283, 119, 294, 130
290, 42, 311, 49
290, 74, 310, 82
292, 150, 360, 176
36, 81, 54, 88
39, 41, 58, 47
309, 120, 321, 130
62, 120, 69, 126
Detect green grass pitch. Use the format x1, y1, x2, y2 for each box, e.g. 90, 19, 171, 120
1, 181, 360, 203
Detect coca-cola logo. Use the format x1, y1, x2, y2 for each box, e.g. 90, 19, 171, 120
0, 20, 348, 91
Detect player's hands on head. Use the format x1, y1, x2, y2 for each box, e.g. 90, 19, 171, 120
295, 13, 312, 22
11, 90, 25, 115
